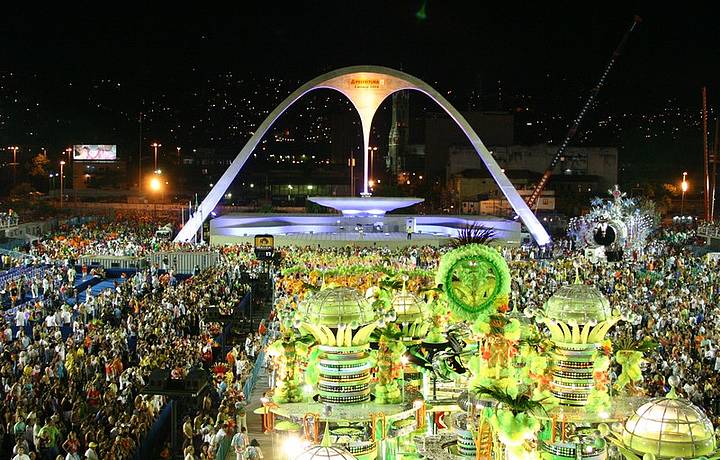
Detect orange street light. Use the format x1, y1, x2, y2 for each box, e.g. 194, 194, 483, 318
681, 171, 688, 215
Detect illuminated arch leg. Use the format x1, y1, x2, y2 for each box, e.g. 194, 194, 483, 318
174, 66, 550, 245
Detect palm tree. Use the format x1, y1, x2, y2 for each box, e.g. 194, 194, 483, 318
450, 223, 496, 248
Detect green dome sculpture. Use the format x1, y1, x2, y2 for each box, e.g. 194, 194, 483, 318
623, 397, 716, 459
543, 283, 611, 324
391, 291, 425, 323
295, 445, 358, 460
299, 287, 377, 327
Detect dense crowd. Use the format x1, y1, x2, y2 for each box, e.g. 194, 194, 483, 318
0, 238, 264, 460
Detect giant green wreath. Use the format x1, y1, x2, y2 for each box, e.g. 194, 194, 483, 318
435, 244, 510, 320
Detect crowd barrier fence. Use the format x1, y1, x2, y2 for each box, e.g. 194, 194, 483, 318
243, 335, 269, 400
78, 250, 220, 274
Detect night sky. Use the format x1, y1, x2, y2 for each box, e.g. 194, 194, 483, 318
3, 2, 718, 105
1, 2, 719, 184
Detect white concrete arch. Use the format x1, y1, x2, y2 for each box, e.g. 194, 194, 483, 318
174, 65, 550, 245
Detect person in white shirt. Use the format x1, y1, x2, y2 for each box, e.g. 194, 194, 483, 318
84, 441, 99, 460
15, 309, 26, 328
30, 278, 39, 298
12, 445, 30, 460
61, 307, 72, 326
67, 266, 76, 285
211, 424, 226, 455
45, 313, 57, 328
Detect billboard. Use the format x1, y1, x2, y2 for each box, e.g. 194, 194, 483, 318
254, 234, 274, 260
73, 145, 117, 161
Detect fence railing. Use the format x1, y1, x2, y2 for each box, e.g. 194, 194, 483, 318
698, 224, 720, 239
0, 215, 19, 229
0, 248, 28, 259
243, 340, 268, 400
78, 250, 220, 274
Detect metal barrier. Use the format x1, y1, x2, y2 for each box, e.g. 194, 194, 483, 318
149, 251, 220, 274
0, 248, 28, 259
78, 250, 220, 274
243, 335, 269, 400
78, 255, 144, 270
0, 214, 19, 229
698, 224, 720, 239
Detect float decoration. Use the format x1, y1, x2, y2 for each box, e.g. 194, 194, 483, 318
435, 244, 511, 321
296, 287, 379, 405
613, 337, 657, 393
268, 334, 304, 404
568, 185, 659, 255
610, 388, 718, 460
541, 281, 620, 408
475, 386, 543, 460
268, 241, 688, 460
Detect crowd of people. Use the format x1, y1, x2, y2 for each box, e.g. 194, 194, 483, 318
0, 230, 268, 459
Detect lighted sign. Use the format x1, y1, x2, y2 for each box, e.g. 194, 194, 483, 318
254, 235, 274, 251
349, 78, 384, 89
254, 234, 275, 260
73, 145, 117, 161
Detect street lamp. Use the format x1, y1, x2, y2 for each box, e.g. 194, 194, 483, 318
59, 161, 66, 208
681, 171, 688, 216
149, 173, 163, 218
348, 154, 356, 196
151, 142, 161, 171
7, 146, 19, 186
176, 146, 181, 163
368, 146, 378, 187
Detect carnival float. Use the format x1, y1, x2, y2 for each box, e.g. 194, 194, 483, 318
260, 242, 717, 460
568, 186, 659, 261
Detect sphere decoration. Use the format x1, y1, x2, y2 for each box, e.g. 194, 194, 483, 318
391, 291, 424, 323
299, 287, 377, 327
294, 445, 358, 460
623, 397, 716, 459
435, 244, 511, 320
544, 283, 611, 325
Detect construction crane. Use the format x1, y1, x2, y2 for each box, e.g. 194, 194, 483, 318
525, 15, 642, 209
